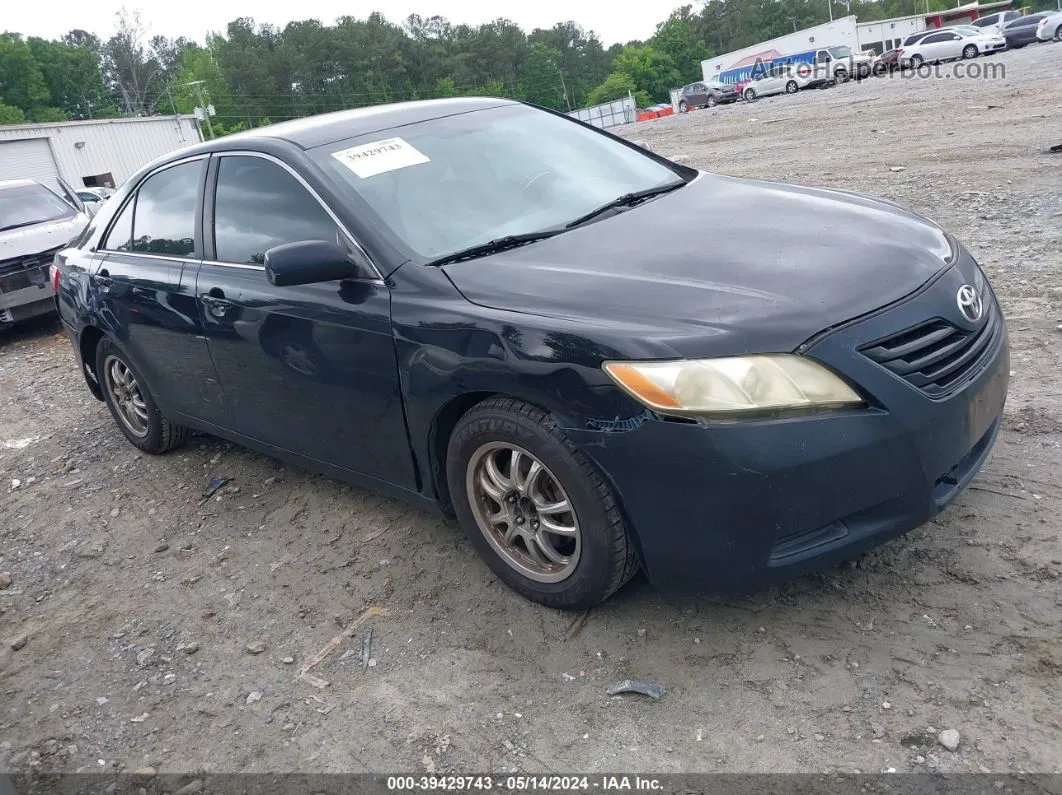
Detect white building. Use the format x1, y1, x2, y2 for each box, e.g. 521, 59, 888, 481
0, 115, 202, 192
701, 18, 860, 83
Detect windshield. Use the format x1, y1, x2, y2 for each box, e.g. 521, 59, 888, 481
0, 183, 75, 232
828, 46, 853, 58
313, 103, 684, 260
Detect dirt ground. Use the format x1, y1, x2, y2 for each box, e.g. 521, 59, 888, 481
1, 43, 1060, 777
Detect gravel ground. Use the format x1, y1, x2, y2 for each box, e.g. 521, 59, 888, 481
1, 43, 1060, 777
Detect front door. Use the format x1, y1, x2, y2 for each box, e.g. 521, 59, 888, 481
195, 153, 416, 490
91, 158, 229, 425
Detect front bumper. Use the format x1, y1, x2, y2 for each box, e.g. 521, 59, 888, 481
564, 267, 1009, 591
0, 283, 55, 325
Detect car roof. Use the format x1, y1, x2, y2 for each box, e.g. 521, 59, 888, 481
0, 178, 41, 190
218, 96, 515, 151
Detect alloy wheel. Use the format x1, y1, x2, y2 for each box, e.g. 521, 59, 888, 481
103, 355, 149, 438
466, 442, 581, 583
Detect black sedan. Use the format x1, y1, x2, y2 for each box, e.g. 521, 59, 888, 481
1002, 12, 1052, 47
678, 80, 738, 111
53, 98, 1009, 608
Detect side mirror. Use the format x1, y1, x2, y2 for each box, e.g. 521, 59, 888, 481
264, 240, 363, 287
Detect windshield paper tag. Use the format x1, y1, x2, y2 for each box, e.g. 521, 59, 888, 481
332, 137, 430, 178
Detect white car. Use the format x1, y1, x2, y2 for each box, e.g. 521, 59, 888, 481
1036, 11, 1062, 41
741, 63, 830, 101
0, 179, 89, 327
899, 29, 1006, 67
970, 10, 1022, 32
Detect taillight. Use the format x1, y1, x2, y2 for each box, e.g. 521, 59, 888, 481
896, 48, 904, 55
50, 264, 60, 294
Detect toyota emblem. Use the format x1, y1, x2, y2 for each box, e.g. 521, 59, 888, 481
956, 284, 983, 324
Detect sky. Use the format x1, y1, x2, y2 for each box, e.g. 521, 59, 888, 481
5, 0, 669, 46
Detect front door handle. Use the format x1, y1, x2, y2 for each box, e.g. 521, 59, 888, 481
92, 269, 113, 291
200, 290, 233, 318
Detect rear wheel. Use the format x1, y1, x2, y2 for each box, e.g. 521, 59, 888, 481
785, 80, 799, 94
446, 398, 638, 609
97, 338, 189, 454
835, 68, 848, 83
962, 44, 979, 59
743, 87, 757, 101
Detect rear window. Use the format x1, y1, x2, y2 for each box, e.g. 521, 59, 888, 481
0, 183, 75, 232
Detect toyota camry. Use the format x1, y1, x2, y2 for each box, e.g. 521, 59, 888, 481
53, 98, 1008, 609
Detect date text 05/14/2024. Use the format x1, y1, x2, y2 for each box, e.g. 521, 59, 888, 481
386, 776, 664, 791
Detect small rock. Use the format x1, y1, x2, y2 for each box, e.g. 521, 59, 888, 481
65, 745, 78, 756
0, 572, 12, 589
110, 507, 120, 518
814, 733, 825, 741
183, 642, 199, 655
246, 691, 263, 704
871, 722, 885, 739
889, 166, 907, 172
136, 648, 155, 667
134, 767, 157, 776
9, 634, 28, 651
246, 641, 266, 655
10, 479, 21, 490
368, 658, 377, 667
96, 697, 109, 706
938, 729, 960, 752
637, 628, 647, 642
153, 542, 169, 553
130, 712, 149, 723
174, 780, 204, 795
281, 656, 295, 665
881, 700, 892, 710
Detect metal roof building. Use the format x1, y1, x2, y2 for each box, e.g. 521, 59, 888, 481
0, 115, 202, 192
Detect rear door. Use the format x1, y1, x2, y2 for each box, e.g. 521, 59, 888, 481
92, 157, 230, 425
195, 151, 415, 489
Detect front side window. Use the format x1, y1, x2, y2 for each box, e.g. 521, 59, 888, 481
0, 183, 75, 232
131, 162, 200, 257
828, 46, 852, 58
213, 156, 338, 265
102, 198, 134, 251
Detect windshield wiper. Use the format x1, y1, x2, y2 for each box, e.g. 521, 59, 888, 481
565, 181, 686, 229
0, 220, 43, 233
427, 229, 564, 266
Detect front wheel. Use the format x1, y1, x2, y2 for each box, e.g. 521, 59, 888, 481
962, 44, 979, 59
706, 95, 717, 108
835, 68, 848, 83
785, 80, 798, 94
910, 54, 925, 68
1055, 25, 1062, 41
97, 337, 189, 454
678, 99, 688, 113
446, 398, 638, 609
743, 87, 757, 101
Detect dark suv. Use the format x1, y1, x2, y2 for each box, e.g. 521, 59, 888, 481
678, 80, 738, 111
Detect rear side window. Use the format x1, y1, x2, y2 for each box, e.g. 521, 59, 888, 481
131, 162, 201, 257
213, 156, 338, 265
102, 199, 133, 251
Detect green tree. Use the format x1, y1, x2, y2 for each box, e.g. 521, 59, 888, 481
0, 34, 49, 111
612, 44, 682, 103
587, 71, 650, 107
650, 7, 711, 83
0, 102, 25, 124
434, 76, 457, 96
520, 42, 566, 110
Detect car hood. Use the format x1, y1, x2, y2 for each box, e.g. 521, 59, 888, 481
0, 215, 88, 259
442, 173, 954, 357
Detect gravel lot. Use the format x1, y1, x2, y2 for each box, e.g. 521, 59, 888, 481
1, 43, 1060, 777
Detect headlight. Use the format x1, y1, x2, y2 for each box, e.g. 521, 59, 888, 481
603, 355, 863, 418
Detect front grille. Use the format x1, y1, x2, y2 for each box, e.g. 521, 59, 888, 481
0, 247, 62, 294
859, 301, 1002, 397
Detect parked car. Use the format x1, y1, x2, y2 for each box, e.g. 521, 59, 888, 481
53, 98, 1009, 608
900, 28, 1006, 67
742, 63, 829, 100
1002, 13, 1053, 47
811, 45, 873, 81
677, 79, 738, 111
75, 188, 114, 217
872, 48, 902, 74
1035, 10, 1062, 41
970, 10, 1022, 32
1, 179, 88, 328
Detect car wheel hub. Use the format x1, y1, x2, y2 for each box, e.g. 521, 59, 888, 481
104, 355, 149, 438
466, 442, 581, 583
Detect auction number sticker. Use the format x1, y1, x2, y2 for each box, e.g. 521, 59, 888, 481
332, 137, 430, 178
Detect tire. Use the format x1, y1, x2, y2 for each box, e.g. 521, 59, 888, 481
835, 68, 848, 83
446, 397, 638, 609
910, 54, 924, 68
1055, 25, 1062, 42
785, 80, 798, 94
743, 88, 757, 101
96, 337, 189, 454
678, 99, 688, 113
706, 95, 717, 108
962, 44, 978, 59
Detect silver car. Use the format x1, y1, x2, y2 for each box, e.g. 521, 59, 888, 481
0, 179, 89, 327
741, 63, 830, 101
900, 28, 1006, 67
1036, 11, 1062, 41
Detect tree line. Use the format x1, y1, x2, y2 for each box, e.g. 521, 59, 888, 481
1, 0, 1054, 132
